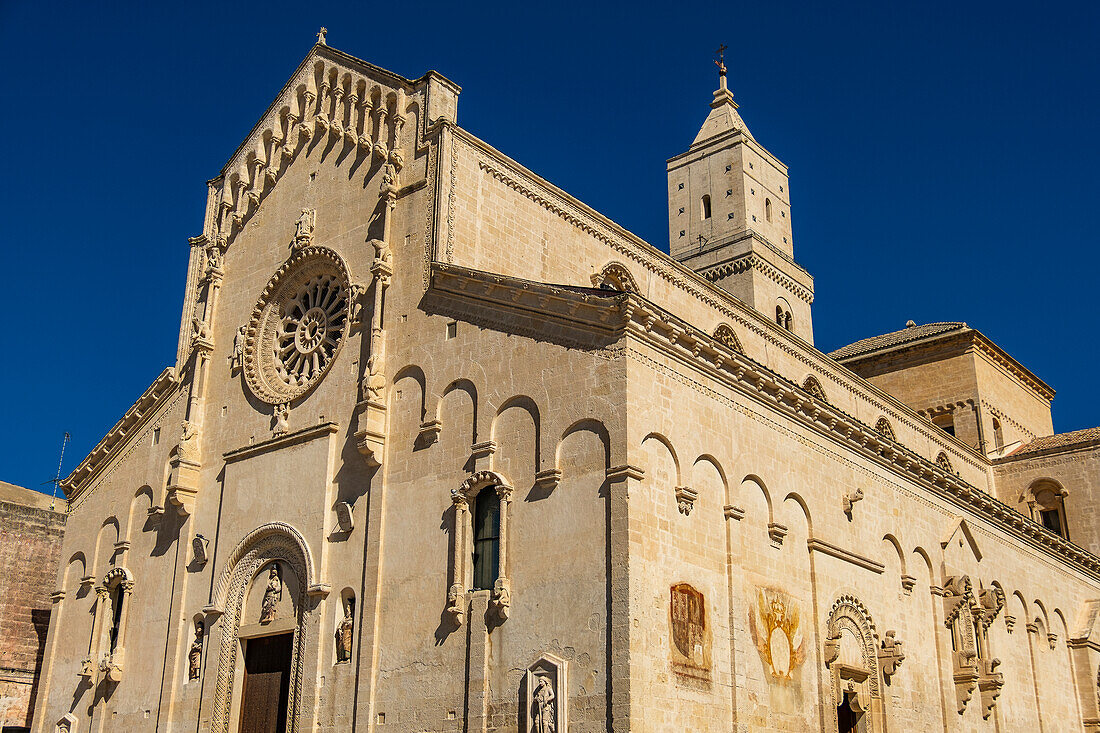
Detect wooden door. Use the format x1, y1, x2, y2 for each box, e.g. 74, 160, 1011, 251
239, 633, 293, 733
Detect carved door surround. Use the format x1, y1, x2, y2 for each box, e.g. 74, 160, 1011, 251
823, 595, 886, 733
203, 522, 327, 733
447, 470, 514, 625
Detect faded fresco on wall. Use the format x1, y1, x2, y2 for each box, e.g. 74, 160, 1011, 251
749, 586, 805, 681
669, 583, 711, 681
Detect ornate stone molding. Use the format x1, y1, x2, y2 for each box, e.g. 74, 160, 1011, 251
61, 367, 179, 500
243, 246, 356, 405
698, 251, 814, 304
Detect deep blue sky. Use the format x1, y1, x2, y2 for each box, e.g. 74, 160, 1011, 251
2, 1, 1097, 494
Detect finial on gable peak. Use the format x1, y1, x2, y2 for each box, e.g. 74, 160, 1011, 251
317, 27, 328, 46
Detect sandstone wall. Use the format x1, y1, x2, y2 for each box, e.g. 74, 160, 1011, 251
0, 485, 65, 731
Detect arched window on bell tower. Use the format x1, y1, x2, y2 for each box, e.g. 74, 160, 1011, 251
765, 197, 773, 222
472, 487, 501, 591
701, 194, 712, 220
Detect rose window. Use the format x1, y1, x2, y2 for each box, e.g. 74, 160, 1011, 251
243, 248, 352, 404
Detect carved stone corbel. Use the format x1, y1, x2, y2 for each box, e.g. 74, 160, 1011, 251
675, 485, 698, 515
167, 421, 201, 516
878, 630, 904, 679
768, 522, 788, 546
491, 576, 512, 621
843, 487, 864, 517
445, 583, 465, 626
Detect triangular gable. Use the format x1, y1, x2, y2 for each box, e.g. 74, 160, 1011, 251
207, 42, 460, 251
940, 516, 983, 563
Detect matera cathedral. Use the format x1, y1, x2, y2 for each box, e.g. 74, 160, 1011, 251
34, 33, 1100, 733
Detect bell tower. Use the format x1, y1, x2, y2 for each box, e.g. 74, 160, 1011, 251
667, 50, 814, 343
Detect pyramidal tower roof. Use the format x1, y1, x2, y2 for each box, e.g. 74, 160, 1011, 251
691, 61, 753, 145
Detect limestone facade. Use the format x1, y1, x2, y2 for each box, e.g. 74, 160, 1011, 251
32, 38, 1100, 732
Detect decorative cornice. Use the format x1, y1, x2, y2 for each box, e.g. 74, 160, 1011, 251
449, 125, 986, 478
808, 538, 886, 574
224, 422, 339, 464
697, 250, 814, 304
617, 294, 1100, 581
425, 262, 628, 349
61, 367, 179, 500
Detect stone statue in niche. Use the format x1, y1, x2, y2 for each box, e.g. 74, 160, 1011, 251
259, 564, 282, 624
525, 655, 567, 733
229, 326, 245, 370
294, 208, 315, 248
532, 674, 556, 733
336, 599, 354, 662
370, 237, 393, 269
187, 620, 204, 680
177, 421, 200, 463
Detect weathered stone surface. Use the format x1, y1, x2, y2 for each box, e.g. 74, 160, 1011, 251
29, 38, 1100, 733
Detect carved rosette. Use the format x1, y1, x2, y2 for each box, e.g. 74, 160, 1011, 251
243, 247, 354, 405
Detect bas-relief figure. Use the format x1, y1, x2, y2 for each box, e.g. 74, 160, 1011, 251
260, 564, 282, 624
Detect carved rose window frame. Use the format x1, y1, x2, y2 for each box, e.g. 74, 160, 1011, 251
447, 471, 513, 626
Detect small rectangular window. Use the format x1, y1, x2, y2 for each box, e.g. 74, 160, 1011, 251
1040, 509, 1063, 536
446, 322, 457, 340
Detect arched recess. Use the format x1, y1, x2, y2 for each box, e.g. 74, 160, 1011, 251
823, 595, 886, 732
591, 261, 639, 293
432, 378, 478, 472
493, 396, 541, 489
881, 534, 908, 590
694, 455, 729, 512
436, 379, 478, 445
392, 364, 428, 449
208, 523, 318, 733
740, 474, 774, 522
642, 433, 681, 486
712, 324, 743, 354
125, 486, 155, 545
93, 517, 121, 578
